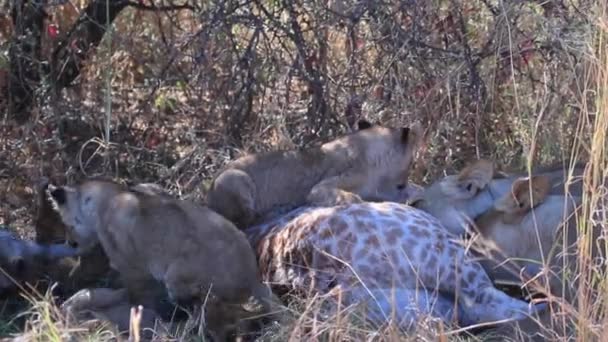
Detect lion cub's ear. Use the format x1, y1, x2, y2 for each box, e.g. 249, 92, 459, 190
438, 160, 494, 199
47, 184, 67, 206
494, 175, 551, 213
454, 159, 494, 197
356, 120, 373, 130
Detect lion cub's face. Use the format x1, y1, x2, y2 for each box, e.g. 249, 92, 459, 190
353, 120, 422, 203
47, 180, 122, 253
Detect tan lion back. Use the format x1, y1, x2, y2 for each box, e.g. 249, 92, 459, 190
206, 120, 422, 229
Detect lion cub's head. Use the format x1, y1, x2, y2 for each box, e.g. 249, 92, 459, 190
46, 179, 124, 253
345, 120, 422, 203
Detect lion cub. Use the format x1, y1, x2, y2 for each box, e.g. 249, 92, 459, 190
46, 179, 276, 340
207, 120, 421, 228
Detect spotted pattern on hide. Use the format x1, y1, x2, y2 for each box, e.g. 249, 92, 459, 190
246, 202, 545, 328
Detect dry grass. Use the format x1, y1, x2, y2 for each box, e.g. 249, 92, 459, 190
569, 1, 608, 337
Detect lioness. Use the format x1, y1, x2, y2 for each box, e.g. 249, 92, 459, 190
412, 160, 596, 340
412, 159, 586, 236
474, 175, 603, 302
206, 120, 421, 228
469, 176, 597, 341
411, 160, 591, 282
46, 179, 277, 341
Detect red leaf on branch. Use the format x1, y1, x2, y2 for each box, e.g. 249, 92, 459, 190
520, 39, 535, 65
355, 38, 365, 50
145, 131, 163, 149
304, 55, 317, 70
47, 24, 59, 39
372, 85, 384, 100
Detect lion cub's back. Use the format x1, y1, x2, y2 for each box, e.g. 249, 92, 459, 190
101, 192, 258, 275
174, 200, 261, 270
218, 148, 336, 210
142, 197, 263, 295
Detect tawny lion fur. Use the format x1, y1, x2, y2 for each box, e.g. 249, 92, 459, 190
34, 178, 174, 295
414, 160, 602, 340
46, 179, 277, 340
475, 174, 604, 303
206, 120, 421, 228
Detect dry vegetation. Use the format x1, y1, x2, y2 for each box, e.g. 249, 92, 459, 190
0, 0, 607, 340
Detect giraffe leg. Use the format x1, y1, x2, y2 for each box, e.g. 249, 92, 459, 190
436, 246, 547, 325
349, 287, 463, 330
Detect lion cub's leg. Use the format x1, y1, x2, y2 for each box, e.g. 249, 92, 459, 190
62, 287, 129, 313
62, 287, 160, 339
203, 298, 242, 342
114, 271, 169, 318
307, 174, 366, 207
207, 169, 257, 229
205, 295, 278, 342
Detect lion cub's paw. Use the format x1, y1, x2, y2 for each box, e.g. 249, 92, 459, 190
308, 189, 363, 207
335, 191, 364, 205
61, 289, 94, 314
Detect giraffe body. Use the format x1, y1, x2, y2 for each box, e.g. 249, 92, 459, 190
247, 202, 546, 329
